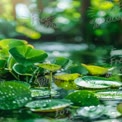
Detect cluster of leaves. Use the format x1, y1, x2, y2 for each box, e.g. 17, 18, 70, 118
0, 39, 122, 114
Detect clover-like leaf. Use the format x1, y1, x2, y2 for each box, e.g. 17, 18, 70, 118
66, 90, 100, 106
13, 63, 34, 76
0, 81, 31, 110
81, 64, 109, 75
25, 99, 72, 112
9, 45, 48, 66
74, 76, 122, 89
37, 63, 61, 72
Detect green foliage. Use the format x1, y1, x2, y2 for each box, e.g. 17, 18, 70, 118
0, 81, 31, 110
74, 76, 122, 89
66, 90, 100, 106
9, 45, 48, 66
25, 99, 72, 112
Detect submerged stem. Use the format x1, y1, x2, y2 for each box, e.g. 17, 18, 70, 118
49, 71, 53, 98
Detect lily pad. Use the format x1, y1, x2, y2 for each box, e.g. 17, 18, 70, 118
9, 45, 48, 66
54, 73, 80, 90
96, 91, 122, 100
54, 73, 81, 81
31, 88, 58, 98
0, 59, 6, 69
37, 63, 61, 72
25, 99, 72, 112
66, 90, 99, 106
0, 81, 31, 110
81, 64, 108, 75
74, 76, 122, 89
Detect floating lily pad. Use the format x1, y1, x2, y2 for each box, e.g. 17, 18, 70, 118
25, 99, 72, 112
66, 90, 100, 106
54, 73, 80, 90
0, 81, 31, 110
31, 88, 58, 98
54, 73, 81, 81
37, 63, 61, 72
0, 59, 6, 69
9, 45, 48, 66
74, 76, 122, 89
81, 64, 108, 75
96, 91, 122, 100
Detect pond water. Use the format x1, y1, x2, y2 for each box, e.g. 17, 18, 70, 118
0, 41, 122, 122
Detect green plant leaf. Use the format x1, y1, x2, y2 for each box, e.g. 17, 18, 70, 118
37, 63, 61, 72
9, 45, 48, 66
25, 99, 72, 112
0, 39, 28, 50
96, 91, 122, 101
74, 76, 122, 89
66, 90, 99, 106
67, 64, 88, 74
0, 59, 6, 69
53, 57, 72, 69
13, 63, 34, 76
31, 88, 58, 98
54, 73, 81, 81
54, 73, 80, 90
0, 81, 31, 110
81, 64, 109, 75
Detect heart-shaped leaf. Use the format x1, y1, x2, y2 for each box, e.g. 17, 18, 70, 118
25, 99, 72, 112
13, 63, 34, 76
74, 76, 122, 89
66, 90, 99, 106
0, 81, 31, 110
37, 63, 61, 72
81, 64, 109, 75
9, 45, 48, 66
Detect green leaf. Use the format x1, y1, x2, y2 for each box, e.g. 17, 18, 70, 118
0, 81, 31, 110
0, 39, 28, 50
67, 64, 88, 74
66, 90, 99, 106
54, 57, 72, 69
31, 88, 58, 98
81, 64, 109, 75
54, 73, 81, 81
96, 91, 122, 100
74, 76, 122, 89
37, 63, 61, 72
54, 73, 81, 90
25, 99, 72, 112
13, 63, 34, 76
0, 59, 6, 69
9, 45, 48, 66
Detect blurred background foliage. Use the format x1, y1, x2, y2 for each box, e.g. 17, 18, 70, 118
0, 0, 121, 64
